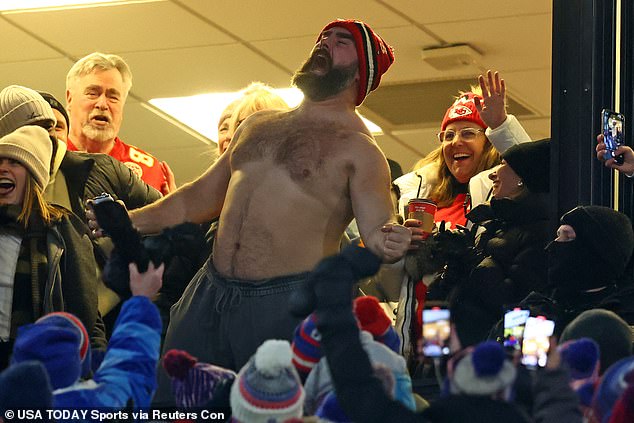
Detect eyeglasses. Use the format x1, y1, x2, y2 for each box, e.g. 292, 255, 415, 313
437, 127, 485, 142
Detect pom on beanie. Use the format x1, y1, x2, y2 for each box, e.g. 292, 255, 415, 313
559, 338, 600, 380
559, 338, 600, 406
230, 340, 305, 423
452, 341, 516, 396
353, 296, 400, 352
163, 349, 236, 409
318, 19, 394, 106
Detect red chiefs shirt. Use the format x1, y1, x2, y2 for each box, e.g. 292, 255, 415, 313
433, 193, 468, 229
67, 137, 167, 193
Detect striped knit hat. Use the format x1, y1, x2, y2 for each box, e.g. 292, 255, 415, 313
162, 349, 236, 408
291, 314, 322, 378
319, 19, 394, 106
230, 340, 305, 423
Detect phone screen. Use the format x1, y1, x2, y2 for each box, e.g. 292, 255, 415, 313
521, 316, 555, 368
602, 109, 625, 163
422, 308, 451, 357
503, 308, 530, 350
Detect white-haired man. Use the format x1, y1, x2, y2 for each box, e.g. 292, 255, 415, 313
66, 52, 174, 195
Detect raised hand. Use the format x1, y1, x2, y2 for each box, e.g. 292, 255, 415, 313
475, 70, 507, 129
596, 133, 634, 175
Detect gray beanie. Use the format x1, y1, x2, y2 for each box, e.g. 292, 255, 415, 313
560, 309, 633, 374
0, 85, 56, 138
0, 126, 52, 189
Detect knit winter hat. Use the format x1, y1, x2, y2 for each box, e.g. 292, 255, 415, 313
560, 309, 633, 374
592, 357, 634, 423
353, 296, 400, 353
304, 330, 415, 415
230, 339, 305, 423
0, 126, 52, 189
0, 85, 56, 138
38, 91, 69, 128
162, 349, 236, 409
502, 139, 550, 193
440, 92, 487, 131
451, 341, 517, 396
319, 19, 394, 106
560, 206, 634, 281
11, 311, 90, 390
291, 314, 322, 378
558, 338, 600, 406
0, 361, 52, 414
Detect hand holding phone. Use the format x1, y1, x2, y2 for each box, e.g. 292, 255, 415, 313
602, 109, 625, 165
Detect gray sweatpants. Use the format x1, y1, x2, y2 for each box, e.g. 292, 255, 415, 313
153, 257, 308, 406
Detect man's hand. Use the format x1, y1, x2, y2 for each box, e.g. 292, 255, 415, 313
596, 133, 634, 175
129, 261, 164, 299
85, 198, 129, 239
404, 218, 431, 249
160, 161, 177, 195
474, 69, 507, 129
380, 222, 412, 263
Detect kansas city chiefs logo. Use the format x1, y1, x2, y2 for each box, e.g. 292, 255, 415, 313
448, 104, 473, 119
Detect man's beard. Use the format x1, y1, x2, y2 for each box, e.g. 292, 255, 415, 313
292, 49, 358, 102
82, 122, 115, 143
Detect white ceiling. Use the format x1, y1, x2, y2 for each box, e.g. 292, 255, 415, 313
0, 0, 552, 185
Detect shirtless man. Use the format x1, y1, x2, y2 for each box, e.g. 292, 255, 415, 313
89, 18, 410, 402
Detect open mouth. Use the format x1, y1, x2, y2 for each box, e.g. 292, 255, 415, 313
0, 178, 15, 195
91, 115, 110, 125
453, 153, 471, 162
310, 50, 332, 73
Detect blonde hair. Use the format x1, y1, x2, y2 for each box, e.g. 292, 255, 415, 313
227, 82, 289, 132
18, 176, 67, 228
66, 52, 132, 97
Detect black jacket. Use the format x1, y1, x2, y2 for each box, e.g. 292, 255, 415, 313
462, 195, 551, 314
59, 151, 161, 222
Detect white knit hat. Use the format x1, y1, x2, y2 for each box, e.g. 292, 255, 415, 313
0, 85, 56, 138
0, 126, 52, 189
230, 340, 305, 423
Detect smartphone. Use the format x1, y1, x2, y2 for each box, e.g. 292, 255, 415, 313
503, 308, 530, 351
421, 306, 451, 358
521, 316, 555, 368
602, 109, 625, 165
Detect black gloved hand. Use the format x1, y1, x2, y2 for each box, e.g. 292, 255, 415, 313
288, 245, 382, 318
431, 221, 481, 270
